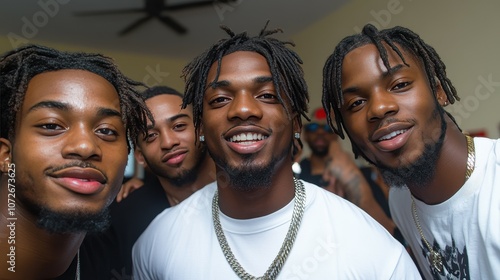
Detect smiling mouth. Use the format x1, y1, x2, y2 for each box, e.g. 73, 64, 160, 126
227, 132, 268, 144
378, 129, 408, 141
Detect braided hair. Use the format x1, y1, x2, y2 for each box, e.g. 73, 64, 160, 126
0, 44, 153, 152
181, 21, 309, 155
322, 24, 459, 150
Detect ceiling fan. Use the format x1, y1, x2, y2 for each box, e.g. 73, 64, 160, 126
75, 0, 233, 36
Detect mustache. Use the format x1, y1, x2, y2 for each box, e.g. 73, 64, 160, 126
45, 161, 108, 181
376, 117, 415, 130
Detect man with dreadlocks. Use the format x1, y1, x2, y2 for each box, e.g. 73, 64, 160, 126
322, 24, 500, 279
0, 45, 152, 279
133, 23, 419, 279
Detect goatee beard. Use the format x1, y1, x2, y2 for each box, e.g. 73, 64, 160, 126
36, 207, 111, 234
210, 146, 290, 192
379, 109, 447, 189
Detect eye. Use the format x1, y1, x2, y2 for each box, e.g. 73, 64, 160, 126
144, 131, 158, 143
41, 123, 63, 130
392, 81, 411, 91
209, 96, 230, 105
257, 92, 280, 104
96, 128, 117, 136
36, 122, 66, 136
346, 99, 366, 111
96, 127, 119, 141
173, 123, 188, 131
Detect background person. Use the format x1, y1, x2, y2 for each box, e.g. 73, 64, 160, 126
83, 85, 215, 278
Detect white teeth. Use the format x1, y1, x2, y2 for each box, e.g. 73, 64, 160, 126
229, 133, 267, 143
379, 129, 407, 141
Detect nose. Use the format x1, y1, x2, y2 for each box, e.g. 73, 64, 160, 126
62, 125, 101, 160
158, 129, 180, 150
366, 90, 398, 122
227, 92, 263, 121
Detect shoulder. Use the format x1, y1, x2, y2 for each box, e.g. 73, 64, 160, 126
133, 182, 215, 248
302, 180, 387, 229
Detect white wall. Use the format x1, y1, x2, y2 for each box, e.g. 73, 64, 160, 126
2, 0, 499, 140
293, 0, 500, 140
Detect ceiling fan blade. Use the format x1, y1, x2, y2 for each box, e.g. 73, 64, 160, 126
162, 0, 236, 11
157, 15, 187, 35
118, 15, 153, 36
74, 8, 145, 16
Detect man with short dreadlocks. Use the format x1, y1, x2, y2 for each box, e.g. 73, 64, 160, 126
0, 45, 152, 279
322, 24, 500, 279
133, 22, 419, 279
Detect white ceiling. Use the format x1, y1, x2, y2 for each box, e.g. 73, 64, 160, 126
0, 0, 347, 60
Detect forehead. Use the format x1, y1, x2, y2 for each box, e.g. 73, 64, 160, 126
207, 51, 270, 81
22, 69, 120, 113
348, 43, 419, 67
145, 94, 191, 118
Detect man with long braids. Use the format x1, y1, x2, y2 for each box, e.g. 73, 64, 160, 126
133, 23, 419, 279
322, 24, 500, 279
0, 45, 152, 279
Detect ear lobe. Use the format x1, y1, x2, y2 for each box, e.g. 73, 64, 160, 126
434, 78, 448, 106
134, 148, 146, 168
0, 138, 12, 173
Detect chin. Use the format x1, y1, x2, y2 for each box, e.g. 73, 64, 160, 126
35, 204, 112, 234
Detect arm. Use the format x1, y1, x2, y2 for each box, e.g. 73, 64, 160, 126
323, 140, 396, 234
116, 177, 144, 203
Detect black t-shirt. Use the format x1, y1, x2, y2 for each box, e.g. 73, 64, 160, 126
57, 172, 170, 279
298, 158, 328, 188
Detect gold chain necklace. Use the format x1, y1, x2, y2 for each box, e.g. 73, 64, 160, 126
212, 177, 306, 280
411, 134, 475, 272
76, 249, 80, 280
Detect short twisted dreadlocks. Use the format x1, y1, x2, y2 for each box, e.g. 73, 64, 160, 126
322, 24, 460, 147
181, 22, 309, 155
0, 44, 153, 152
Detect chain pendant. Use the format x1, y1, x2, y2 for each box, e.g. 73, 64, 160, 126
429, 250, 443, 273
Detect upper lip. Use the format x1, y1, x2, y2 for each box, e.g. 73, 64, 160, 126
223, 125, 271, 141
161, 149, 187, 162
50, 167, 107, 184
371, 122, 413, 142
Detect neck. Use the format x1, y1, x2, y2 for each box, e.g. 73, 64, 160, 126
216, 158, 296, 219
0, 179, 84, 279
408, 118, 470, 205
158, 154, 215, 206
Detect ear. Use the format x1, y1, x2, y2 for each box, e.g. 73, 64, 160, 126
0, 138, 12, 173
198, 124, 205, 143
293, 113, 301, 137
134, 147, 147, 169
434, 77, 448, 106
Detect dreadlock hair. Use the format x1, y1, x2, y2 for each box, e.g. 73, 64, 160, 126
0, 44, 153, 153
142, 85, 183, 101
181, 21, 309, 156
322, 24, 460, 157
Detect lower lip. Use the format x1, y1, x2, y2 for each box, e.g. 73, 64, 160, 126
227, 139, 265, 154
375, 130, 411, 152
53, 178, 104, 195
165, 153, 187, 165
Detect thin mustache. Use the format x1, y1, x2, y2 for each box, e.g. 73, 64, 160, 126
45, 161, 108, 181
376, 117, 413, 130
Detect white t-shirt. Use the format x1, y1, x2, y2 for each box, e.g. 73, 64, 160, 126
133, 180, 420, 279
389, 137, 500, 279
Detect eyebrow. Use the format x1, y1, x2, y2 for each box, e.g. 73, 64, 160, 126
28, 100, 121, 118
207, 75, 274, 89
342, 64, 405, 95
384, 64, 404, 77
146, 113, 190, 130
